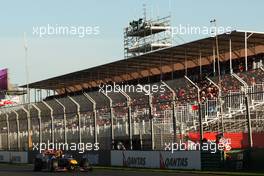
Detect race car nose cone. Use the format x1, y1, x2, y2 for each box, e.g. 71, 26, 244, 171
70, 159, 78, 165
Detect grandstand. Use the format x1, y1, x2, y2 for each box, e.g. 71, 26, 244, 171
0, 30, 264, 152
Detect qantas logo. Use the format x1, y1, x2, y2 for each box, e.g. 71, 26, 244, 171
122, 152, 146, 166
160, 153, 188, 168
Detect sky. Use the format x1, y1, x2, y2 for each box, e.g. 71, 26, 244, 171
0, 0, 263, 86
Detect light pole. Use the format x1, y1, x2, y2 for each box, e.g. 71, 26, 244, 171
24, 32, 30, 104
24, 32, 31, 150
210, 19, 221, 82
210, 20, 224, 134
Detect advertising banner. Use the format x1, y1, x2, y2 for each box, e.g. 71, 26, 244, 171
111, 150, 201, 170
81, 150, 111, 166
159, 151, 201, 170
10, 152, 28, 163
0, 68, 8, 91
111, 151, 160, 168
0, 151, 10, 162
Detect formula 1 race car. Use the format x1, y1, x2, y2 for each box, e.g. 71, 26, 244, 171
34, 150, 92, 172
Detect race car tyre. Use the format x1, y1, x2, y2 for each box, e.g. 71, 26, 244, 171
50, 159, 59, 172
67, 164, 77, 171
33, 159, 42, 171
82, 160, 93, 171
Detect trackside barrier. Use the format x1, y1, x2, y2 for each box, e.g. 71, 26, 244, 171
0, 151, 28, 163
159, 151, 201, 170
4, 149, 264, 171
111, 150, 201, 170
75, 150, 111, 166
10, 152, 28, 163
28, 150, 111, 166
0, 151, 9, 162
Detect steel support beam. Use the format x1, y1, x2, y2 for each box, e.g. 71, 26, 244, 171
149, 94, 154, 150
32, 104, 42, 145
54, 98, 67, 143
245, 95, 253, 148
232, 73, 248, 91
100, 92, 114, 149
206, 77, 224, 134
119, 91, 133, 150
21, 106, 31, 150
161, 81, 177, 143
68, 96, 82, 143
12, 110, 20, 150
245, 32, 254, 71
185, 76, 203, 142
5, 113, 10, 150
83, 93, 97, 145
229, 36, 233, 74
233, 73, 253, 148
42, 101, 55, 144
141, 88, 154, 150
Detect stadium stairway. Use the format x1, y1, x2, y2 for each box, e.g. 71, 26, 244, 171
186, 96, 264, 138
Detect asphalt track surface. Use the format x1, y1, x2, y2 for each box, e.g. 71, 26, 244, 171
0, 164, 222, 176
0, 165, 262, 176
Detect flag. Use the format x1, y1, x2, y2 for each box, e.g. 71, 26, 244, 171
3, 100, 13, 105
191, 105, 199, 111
0, 98, 16, 107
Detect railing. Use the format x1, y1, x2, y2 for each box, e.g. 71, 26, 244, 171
0, 84, 264, 150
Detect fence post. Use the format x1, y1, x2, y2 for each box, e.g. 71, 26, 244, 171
100, 92, 114, 149
5, 113, 10, 150
161, 81, 177, 143
42, 101, 55, 144
185, 76, 203, 143
141, 88, 154, 150
68, 96, 82, 144
120, 91, 133, 150
84, 93, 97, 145
245, 95, 253, 148
21, 106, 31, 150
32, 104, 42, 147
12, 110, 20, 150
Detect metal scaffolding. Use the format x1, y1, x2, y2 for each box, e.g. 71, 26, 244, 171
124, 15, 171, 58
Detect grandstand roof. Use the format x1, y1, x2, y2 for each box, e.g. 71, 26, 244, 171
20, 30, 264, 93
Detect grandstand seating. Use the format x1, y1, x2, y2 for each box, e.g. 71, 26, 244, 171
211, 74, 243, 94
166, 78, 198, 104
237, 68, 264, 85
107, 92, 127, 107
0, 56, 264, 150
